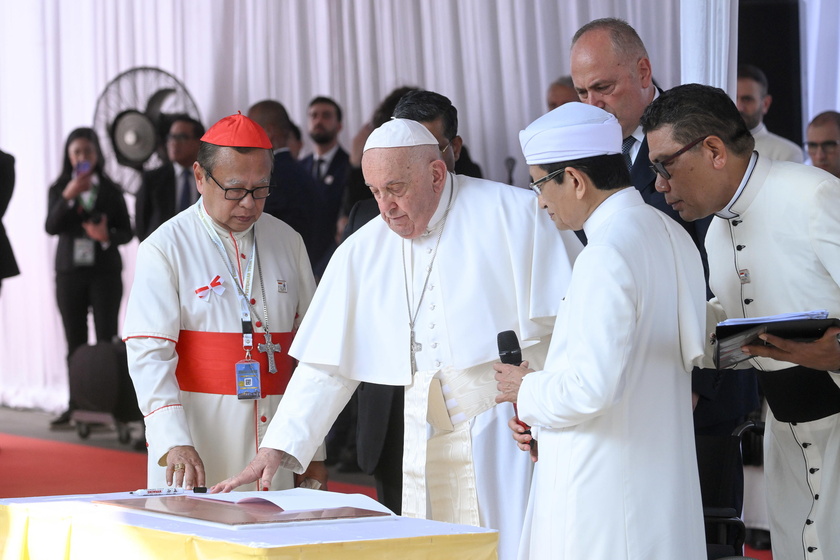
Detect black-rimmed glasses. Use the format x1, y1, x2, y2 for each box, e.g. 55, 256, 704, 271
206, 171, 273, 200
649, 136, 708, 180
529, 168, 565, 196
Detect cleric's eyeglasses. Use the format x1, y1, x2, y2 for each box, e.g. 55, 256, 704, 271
649, 136, 708, 180
206, 171, 273, 200
528, 168, 565, 196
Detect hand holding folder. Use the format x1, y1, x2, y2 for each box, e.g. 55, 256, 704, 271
714, 310, 840, 370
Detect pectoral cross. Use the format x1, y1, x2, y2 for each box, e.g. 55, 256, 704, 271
258, 333, 281, 374
410, 329, 422, 375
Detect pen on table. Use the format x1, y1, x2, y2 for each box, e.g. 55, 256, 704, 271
130, 487, 208, 495
130, 487, 185, 496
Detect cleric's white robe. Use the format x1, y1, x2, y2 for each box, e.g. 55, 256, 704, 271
123, 200, 316, 489
261, 173, 583, 560
705, 154, 840, 560
516, 189, 707, 560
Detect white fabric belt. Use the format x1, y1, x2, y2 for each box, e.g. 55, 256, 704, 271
401, 338, 550, 525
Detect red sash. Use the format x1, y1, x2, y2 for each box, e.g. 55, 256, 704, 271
174, 330, 295, 396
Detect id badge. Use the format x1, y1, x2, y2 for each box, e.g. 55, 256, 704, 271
235, 360, 261, 400
73, 238, 96, 266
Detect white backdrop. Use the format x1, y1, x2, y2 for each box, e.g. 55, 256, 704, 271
0, 0, 837, 412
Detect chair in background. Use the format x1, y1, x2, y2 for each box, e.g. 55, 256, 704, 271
696, 420, 765, 560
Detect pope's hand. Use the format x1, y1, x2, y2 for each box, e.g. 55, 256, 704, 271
165, 445, 205, 489
742, 327, 840, 371
210, 447, 283, 493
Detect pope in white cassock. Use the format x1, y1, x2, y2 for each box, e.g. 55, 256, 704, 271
495, 103, 707, 560
212, 118, 583, 560
123, 113, 324, 490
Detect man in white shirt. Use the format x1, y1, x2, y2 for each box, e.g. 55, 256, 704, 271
495, 102, 707, 560
736, 63, 803, 163
642, 83, 840, 560
212, 118, 583, 560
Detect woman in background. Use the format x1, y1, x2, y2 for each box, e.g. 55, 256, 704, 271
45, 127, 132, 427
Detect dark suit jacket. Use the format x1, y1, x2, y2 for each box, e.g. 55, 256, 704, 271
136, 163, 177, 241
0, 149, 19, 281
262, 151, 327, 267
45, 174, 133, 273
300, 146, 351, 225
631, 138, 757, 426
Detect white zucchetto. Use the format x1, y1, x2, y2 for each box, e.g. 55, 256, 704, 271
364, 118, 439, 152
519, 102, 622, 164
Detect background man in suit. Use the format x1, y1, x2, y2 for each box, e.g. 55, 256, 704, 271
806, 110, 840, 178
570, 17, 758, 516
736, 64, 803, 163
248, 100, 326, 271
0, 148, 19, 295
299, 96, 351, 276
136, 116, 204, 241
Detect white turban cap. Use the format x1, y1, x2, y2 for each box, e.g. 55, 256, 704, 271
364, 118, 438, 152
519, 102, 622, 164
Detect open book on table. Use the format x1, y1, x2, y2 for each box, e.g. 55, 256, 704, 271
96, 487, 393, 526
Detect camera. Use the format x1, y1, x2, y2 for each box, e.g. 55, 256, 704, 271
87, 210, 103, 225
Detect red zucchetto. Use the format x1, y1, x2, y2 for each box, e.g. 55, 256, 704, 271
200, 111, 272, 149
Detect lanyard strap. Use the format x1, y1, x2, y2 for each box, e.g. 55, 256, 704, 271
196, 205, 258, 353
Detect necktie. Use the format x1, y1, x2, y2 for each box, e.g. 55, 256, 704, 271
621, 136, 636, 171
621, 136, 635, 171
178, 168, 192, 211
312, 158, 322, 180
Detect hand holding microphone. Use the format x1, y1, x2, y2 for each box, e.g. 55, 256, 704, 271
496, 330, 538, 460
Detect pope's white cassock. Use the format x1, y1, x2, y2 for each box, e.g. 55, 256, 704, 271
260, 172, 583, 560
123, 200, 317, 489
516, 188, 707, 560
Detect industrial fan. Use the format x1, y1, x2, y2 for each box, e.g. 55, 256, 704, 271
92, 67, 201, 196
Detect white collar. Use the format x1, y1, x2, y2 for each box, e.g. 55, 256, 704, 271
715, 151, 758, 219
313, 144, 340, 164
422, 172, 455, 237
198, 196, 256, 241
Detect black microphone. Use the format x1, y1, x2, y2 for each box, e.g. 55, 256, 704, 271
498, 330, 522, 366
497, 331, 537, 456
504, 157, 516, 185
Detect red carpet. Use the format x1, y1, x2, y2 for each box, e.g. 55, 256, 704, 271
0, 433, 375, 499
744, 545, 773, 560
0, 432, 147, 498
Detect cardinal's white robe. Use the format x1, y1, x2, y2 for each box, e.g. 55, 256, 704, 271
124, 200, 316, 489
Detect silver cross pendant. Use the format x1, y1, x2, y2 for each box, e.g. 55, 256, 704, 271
258, 333, 281, 374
